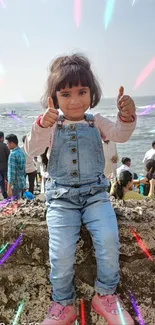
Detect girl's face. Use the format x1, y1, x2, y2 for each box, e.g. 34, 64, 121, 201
56, 84, 91, 121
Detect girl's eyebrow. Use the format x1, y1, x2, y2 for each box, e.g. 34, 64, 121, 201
59, 87, 89, 94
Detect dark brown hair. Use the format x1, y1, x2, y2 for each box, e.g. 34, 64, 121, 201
145, 159, 155, 180
41, 54, 102, 109
111, 170, 133, 200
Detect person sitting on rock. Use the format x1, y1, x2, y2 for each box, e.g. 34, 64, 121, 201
111, 170, 155, 200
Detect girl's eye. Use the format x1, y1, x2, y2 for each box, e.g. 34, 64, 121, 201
79, 90, 87, 95
62, 93, 70, 97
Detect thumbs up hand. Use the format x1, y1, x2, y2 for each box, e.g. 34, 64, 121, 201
40, 97, 59, 128
117, 86, 136, 121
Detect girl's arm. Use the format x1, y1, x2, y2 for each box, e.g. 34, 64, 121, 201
24, 116, 56, 157
95, 113, 136, 143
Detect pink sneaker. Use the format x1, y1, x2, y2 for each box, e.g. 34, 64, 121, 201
40, 302, 77, 325
92, 294, 134, 325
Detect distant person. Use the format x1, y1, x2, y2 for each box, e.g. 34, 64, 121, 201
22, 135, 37, 194
6, 134, 26, 199
116, 157, 131, 178
111, 170, 155, 200
139, 159, 155, 196
102, 140, 118, 180
143, 141, 155, 167
0, 131, 10, 199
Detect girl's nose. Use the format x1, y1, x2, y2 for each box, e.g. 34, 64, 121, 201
70, 96, 80, 105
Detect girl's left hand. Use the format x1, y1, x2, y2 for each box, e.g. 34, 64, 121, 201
117, 86, 136, 121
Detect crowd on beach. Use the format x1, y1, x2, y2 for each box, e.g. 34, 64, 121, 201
0, 130, 155, 202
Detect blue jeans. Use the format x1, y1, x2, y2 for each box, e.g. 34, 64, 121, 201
46, 190, 120, 306
12, 188, 22, 200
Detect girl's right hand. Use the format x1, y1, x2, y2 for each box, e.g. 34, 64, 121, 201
40, 97, 59, 128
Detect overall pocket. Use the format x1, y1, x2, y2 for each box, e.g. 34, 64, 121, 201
45, 180, 69, 202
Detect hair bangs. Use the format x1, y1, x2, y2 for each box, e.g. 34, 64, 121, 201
56, 64, 91, 91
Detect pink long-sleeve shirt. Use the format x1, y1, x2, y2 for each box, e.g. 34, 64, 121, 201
24, 113, 136, 158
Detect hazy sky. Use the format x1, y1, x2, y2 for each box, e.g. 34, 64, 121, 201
0, 0, 155, 103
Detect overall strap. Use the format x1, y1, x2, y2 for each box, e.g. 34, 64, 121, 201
57, 115, 65, 129
84, 113, 95, 127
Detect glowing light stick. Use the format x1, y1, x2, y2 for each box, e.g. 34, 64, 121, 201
22, 32, 30, 47
128, 291, 145, 325
137, 103, 155, 116
104, 0, 116, 29
134, 57, 155, 89
74, 0, 82, 28
0, 242, 9, 254
80, 299, 85, 325
116, 300, 126, 325
0, 233, 23, 266
12, 299, 25, 325
129, 226, 153, 261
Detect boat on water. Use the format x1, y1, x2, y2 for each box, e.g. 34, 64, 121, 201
0, 110, 21, 118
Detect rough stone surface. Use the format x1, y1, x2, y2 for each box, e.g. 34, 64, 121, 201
0, 197, 155, 325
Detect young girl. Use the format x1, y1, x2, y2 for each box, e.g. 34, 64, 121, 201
25, 54, 136, 325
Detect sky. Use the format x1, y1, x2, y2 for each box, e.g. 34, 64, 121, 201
0, 0, 155, 103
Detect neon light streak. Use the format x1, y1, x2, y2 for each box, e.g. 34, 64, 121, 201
104, 0, 116, 29
0, 233, 23, 266
128, 291, 145, 325
80, 299, 85, 325
0, 242, 9, 254
74, 0, 82, 28
134, 57, 155, 89
129, 226, 153, 261
137, 103, 155, 116
12, 299, 25, 325
116, 300, 126, 325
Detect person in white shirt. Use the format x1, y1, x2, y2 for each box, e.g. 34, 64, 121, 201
143, 141, 155, 167
102, 140, 118, 180
21, 135, 37, 193
116, 157, 131, 179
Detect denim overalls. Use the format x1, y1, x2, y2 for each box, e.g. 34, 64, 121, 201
45, 114, 120, 306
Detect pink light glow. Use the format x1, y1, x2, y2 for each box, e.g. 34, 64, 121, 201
0, 0, 6, 8
134, 57, 155, 89
0, 78, 4, 85
74, 0, 82, 28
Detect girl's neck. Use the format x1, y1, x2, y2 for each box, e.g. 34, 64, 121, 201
63, 114, 85, 121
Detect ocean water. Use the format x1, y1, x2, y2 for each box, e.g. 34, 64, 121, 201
0, 95, 155, 175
